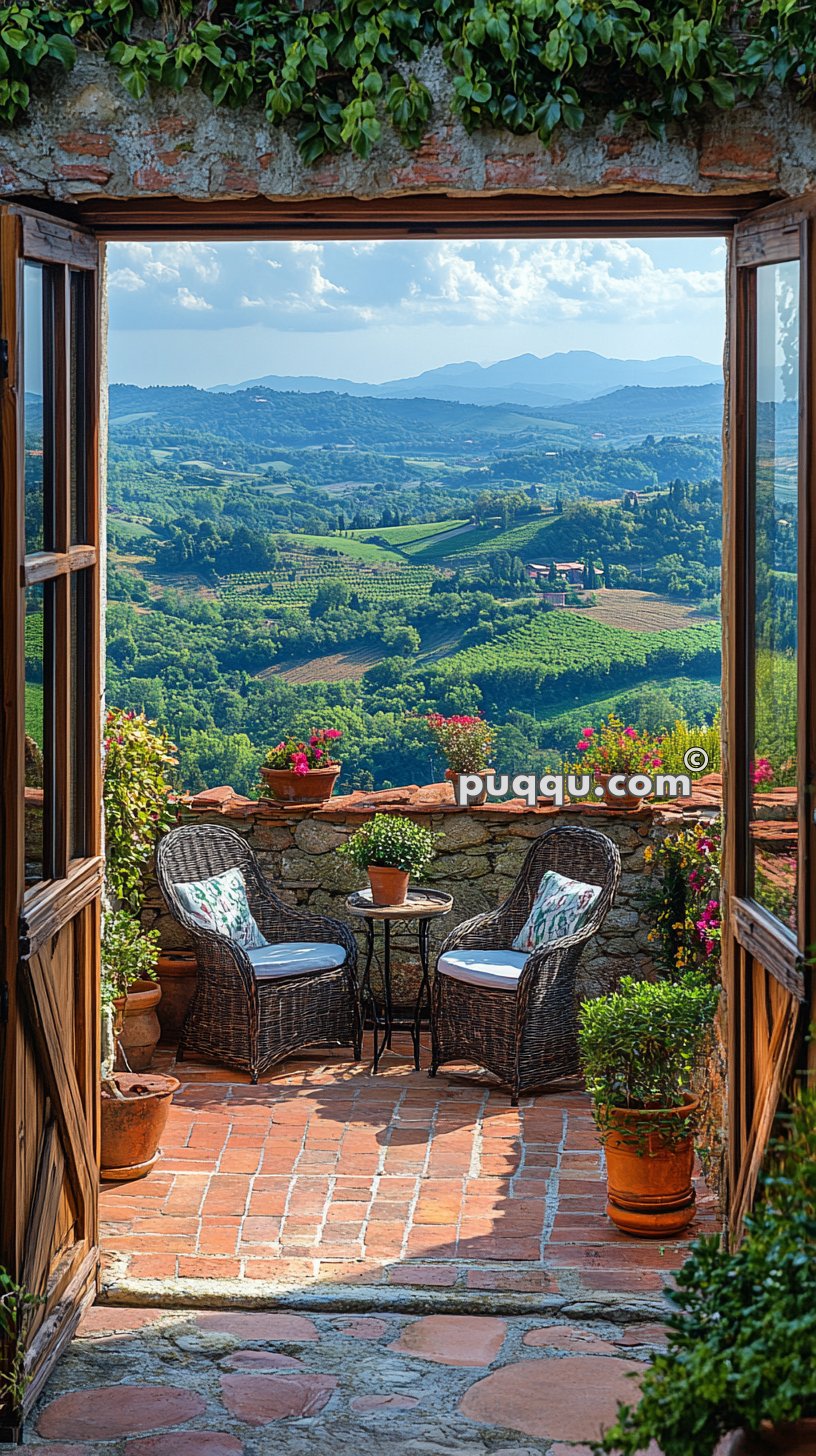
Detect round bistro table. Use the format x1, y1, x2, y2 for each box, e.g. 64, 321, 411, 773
345, 888, 454, 1073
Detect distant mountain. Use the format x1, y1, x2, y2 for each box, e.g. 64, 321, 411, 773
540, 381, 725, 439
109, 377, 723, 455
210, 350, 722, 408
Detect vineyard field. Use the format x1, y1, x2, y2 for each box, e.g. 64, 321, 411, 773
431, 610, 722, 714
221, 562, 437, 607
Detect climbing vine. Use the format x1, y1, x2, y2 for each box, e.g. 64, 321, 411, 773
1, 1, 815, 163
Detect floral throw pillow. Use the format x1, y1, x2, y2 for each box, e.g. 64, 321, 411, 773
175, 867, 268, 950
512, 869, 600, 953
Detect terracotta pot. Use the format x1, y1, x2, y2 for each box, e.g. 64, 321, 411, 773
114, 978, 162, 1072
101, 1072, 180, 1181
445, 767, 490, 806
260, 764, 340, 803
726, 1422, 816, 1456
368, 865, 410, 907
156, 951, 198, 1042
594, 771, 646, 810
602, 1094, 700, 1236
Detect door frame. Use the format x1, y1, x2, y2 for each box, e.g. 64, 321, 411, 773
0, 203, 103, 1441
2, 181, 815, 1436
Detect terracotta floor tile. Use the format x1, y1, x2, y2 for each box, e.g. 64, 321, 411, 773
100, 1046, 713, 1298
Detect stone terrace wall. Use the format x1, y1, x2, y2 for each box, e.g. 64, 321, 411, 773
2, 52, 816, 203
142, 777, 722, 1006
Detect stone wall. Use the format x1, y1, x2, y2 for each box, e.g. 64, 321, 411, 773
142, 778, 722, 1006
1, 51, 815, 203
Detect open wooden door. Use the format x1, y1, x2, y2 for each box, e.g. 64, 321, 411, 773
0, 206, 103, 1440
724, 196, 816, 1238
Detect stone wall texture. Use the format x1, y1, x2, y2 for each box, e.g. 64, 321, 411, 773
142, 778, 722, 1007
2, 52, 816, 203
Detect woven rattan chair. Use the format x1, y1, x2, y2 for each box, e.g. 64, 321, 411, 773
156, 823, 360, 1081
430, 825, 620, 1104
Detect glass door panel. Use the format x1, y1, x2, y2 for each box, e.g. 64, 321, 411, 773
749, 260, 800, 933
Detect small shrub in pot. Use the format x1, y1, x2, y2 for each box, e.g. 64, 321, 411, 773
578, 973, 719, 1235
338, 813, 440, 905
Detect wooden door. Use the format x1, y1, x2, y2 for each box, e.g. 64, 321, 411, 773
0, 206, 103, 1440
724, 197, 816, 1238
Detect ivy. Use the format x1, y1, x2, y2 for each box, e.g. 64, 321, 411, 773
1, 1, 815, 162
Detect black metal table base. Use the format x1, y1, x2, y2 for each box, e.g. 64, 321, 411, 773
360, 915, 433, 1072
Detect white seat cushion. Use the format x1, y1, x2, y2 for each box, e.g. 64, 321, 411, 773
246, 941, 347, 980
437, 947, 528, 992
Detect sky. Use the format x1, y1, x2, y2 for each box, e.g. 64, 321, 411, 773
106, 236, 727, 389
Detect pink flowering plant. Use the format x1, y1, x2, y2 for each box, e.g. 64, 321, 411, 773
645, 818, 722, 981
573, 713, 663, 777
426, 713, 494, 773
263, 728, 342, 779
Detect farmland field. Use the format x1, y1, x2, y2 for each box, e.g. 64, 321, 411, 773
348, 519, 468, 546
277, 532, 405, 564
579, 588, 718, 631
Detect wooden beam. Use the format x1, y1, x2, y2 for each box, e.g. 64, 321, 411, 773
74, 189, 776, 241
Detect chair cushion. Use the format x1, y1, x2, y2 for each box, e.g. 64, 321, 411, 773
246, 942, 348, 980
174, 867, 267, 950
512, 869, 600, 953
437, 947, 529, 992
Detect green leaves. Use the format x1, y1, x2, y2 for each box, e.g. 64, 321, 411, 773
104, 707, 177, 913
578, 972, 720, 1122
339, 813, 441, 876
600, 1089, 816, 1456
0, 1, 813, 162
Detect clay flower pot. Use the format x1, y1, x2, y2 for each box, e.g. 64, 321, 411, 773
260, 764, 340, 803
155, 951, 198, 1042
367, 865, 410, 906
594, 771, 646, 810
445, 767, 490, 806
602, 1094, 700, 1236
114, 978, 162, 1072
726, 1422, 816, 1456
101, 1072, 180, 1181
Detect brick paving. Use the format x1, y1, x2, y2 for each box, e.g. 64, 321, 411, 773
100, 1034, 719, 1303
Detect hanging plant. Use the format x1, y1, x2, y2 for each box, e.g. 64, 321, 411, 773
0, 3, 815, 160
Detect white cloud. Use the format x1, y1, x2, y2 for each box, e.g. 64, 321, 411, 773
176, 287, 212, 312
107, 237, 724, 352
108, 267, 146, 292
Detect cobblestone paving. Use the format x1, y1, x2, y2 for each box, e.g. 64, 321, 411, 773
100, 1035, 718, 1305
9, 1306, 670, 1455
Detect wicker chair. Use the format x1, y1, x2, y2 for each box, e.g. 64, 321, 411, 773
156, 823, 360, 1082
430, 825, 621, 1104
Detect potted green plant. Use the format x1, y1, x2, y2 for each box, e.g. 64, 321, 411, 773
575, 713, 663, 807
599, 1088, 816, 1456
105, 908, 162, 1072
101, 709, 180, 1181
260, 727, 343, 803
426, 713, 494, 805
578, 974, 719, 1235
338, 813, 440, 906
101, 909, 179, 1181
